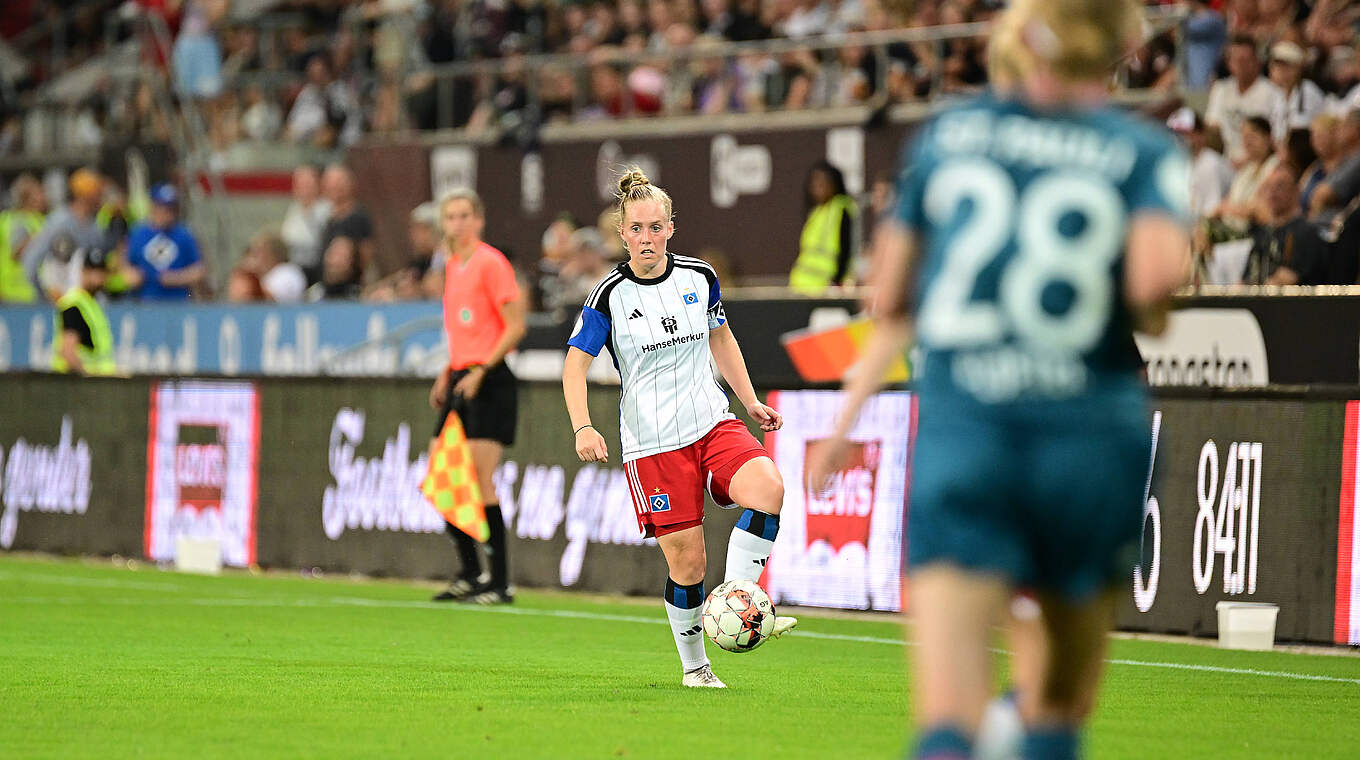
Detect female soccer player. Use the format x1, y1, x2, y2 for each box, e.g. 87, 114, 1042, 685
809, 0, 1190, 756
562, 168, 796, 689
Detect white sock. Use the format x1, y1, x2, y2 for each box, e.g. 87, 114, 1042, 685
664, 601, 708, 672
725, 509, 778, 582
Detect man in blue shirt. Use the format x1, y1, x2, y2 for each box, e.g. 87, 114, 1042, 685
125, 184, 205, 300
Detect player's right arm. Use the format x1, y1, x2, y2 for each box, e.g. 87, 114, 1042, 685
806, 221, 916, 492
564, 300, 613, 463
563, 347, 608, 463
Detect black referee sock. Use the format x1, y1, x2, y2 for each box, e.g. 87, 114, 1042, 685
445, 521, 481, 582
483, 505, 509, 590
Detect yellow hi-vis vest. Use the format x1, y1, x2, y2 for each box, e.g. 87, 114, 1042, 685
0, 209, 43, 303
789, 195, 857, 295
52, 289, 116, 375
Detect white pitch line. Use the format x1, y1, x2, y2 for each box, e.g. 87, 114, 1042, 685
0, 570, 185, 592
6, 576, 1360, 686
1103, 658, 1360, 685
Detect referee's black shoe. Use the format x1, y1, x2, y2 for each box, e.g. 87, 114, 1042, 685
459, 585, 514, 605
432, 577, 478, 602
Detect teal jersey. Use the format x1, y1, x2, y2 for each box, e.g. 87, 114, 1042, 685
895, 92, 1190, 405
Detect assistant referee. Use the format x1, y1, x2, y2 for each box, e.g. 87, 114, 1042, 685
428, 188, 526, 605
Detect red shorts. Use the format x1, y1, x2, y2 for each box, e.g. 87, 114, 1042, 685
624, 419, 769, 538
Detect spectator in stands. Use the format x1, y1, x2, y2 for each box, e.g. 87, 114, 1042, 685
1301, 113, 1342, 213
548, 226, 615, 318
317, 164, 375, 284
171, 1, 224, 100
936, 0, 987, 94
596, 207, 627, 259
1185, 0, 1229, 91
1309, 108, 1360, 219
52, 247, 115, 376
1125, 30, 1178, 91
823, 33, 878, 106
789, 160, 858, 294
240, 83, 283, 141
1169, 108, 1235, 220
0, 173, 48, 303
1270, 41, 1326, 129
783, 0, 830, 39
309, 237, 364, 301
365, 201, 442, 302
225, 267, 267, 302
1207, 35, 1286, 163
124, 184, 206, 301
280, 165, 331, 277
22, 168, 108, 302
221, 24, 264, 80
727, 0, 771, 41
534, 213, 577, 311
1250, 0, 1301, 48
468, 51, 532, 135
1215, 116, 1281, 227
582, 63, 628, 120
285, 52, 361, 148
1245, 164, 1330, 285
244, 231, 307, 303
1280, 127, 1318, 186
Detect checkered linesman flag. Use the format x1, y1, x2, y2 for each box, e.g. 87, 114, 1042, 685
421, 412, 489, 541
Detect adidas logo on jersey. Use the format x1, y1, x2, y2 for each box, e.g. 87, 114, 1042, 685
754, 558, 767, 567
628, 308, 643, 319
679, 625, 702, 637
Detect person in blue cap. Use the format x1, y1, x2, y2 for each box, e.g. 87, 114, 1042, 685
124, 183, 205, 300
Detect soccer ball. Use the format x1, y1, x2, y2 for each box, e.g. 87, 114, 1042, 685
702, 579, 776, 653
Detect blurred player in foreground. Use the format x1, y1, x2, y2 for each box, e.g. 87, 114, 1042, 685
428, 188, 526, 604
808, 0, 1190, 756
562, 168, 796, 689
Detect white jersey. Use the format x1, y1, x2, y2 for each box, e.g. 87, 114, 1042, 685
568, 253, 735, 462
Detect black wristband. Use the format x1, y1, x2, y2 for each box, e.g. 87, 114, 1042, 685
574, 424, 595, 435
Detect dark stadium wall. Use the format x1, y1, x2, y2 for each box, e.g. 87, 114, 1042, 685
0, 374, 148, 559
348, 122, 912, 277
1118, 396, 1346, 643
3, 372, 1359, 644
251, 377, 741, 594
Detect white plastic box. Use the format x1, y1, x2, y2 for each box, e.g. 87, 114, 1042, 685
1215, 601, 1279, 651
174, 536, 223, 575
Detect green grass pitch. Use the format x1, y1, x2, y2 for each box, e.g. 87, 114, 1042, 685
3, 554, 1358, 759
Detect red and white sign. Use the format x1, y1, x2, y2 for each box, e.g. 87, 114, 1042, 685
1336, 401, 1360, 645
763, 390, 914, 611
145, 381, 260, 567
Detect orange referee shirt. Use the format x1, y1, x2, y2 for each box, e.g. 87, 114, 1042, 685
442, 241, 520, 371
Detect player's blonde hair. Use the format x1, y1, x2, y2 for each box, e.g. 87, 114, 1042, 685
614, 167, 673, 227
439, 187, 484, 217
988, 0, 1143, 84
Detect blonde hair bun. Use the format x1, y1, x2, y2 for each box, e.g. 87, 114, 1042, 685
616, 168, 651, 199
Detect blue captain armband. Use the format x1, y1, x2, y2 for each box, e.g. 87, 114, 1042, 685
567, 306, 611, 356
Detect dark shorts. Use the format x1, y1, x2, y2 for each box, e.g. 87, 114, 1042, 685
433, 363, 519, 446
906, 391, 1151, 602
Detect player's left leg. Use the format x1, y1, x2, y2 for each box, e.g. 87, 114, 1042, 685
721, 454, 798, 638
1020, 589, 1118, 760
722, 455, 784, 581
462, 438, 511, 604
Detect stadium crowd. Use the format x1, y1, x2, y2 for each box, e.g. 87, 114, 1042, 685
12, 0, 1147, 154
7, 0, 1360, 300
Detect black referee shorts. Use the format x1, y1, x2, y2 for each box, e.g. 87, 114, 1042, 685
433, 363, 519, 446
